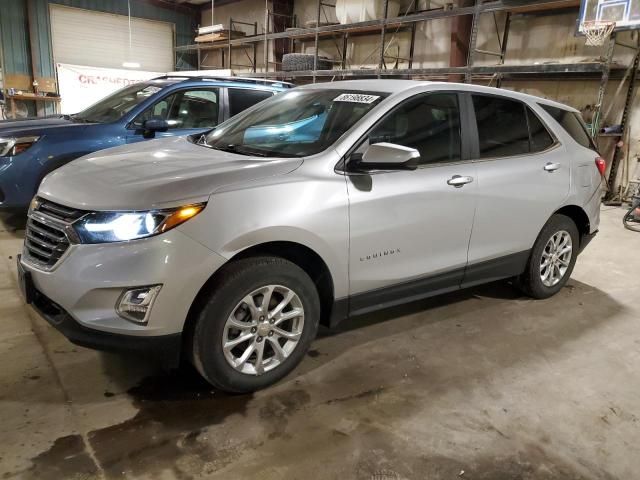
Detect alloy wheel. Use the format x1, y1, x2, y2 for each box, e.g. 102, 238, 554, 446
540, 230, 573, 287
222, 285, 305, 375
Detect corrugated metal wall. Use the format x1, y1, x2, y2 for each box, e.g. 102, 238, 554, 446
0, 1, 32, 75
0, 0, 197, 79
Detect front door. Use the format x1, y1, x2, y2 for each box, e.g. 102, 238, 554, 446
126, 88, 222, 143
346, 92, 477, 315
463, 93, 571, 286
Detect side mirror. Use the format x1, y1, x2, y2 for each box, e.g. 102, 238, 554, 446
142, 118, 169, 138
351, 142, 420, 171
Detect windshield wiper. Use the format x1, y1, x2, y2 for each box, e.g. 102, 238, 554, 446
61, 114, 95, 123
232, 146, 269, 157
211, 144, 246, 155
211, 144, 267, 157
211, 143, 300, 158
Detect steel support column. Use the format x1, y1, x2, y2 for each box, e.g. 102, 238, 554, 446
495, 12, 511, 88
228, 18, 233, 70
313, 0, 321, 82
450, 0, 474, 82
341, 32, 348, 70
593, 32, 617, 135
377, 0, 390, 78
606, 46, 640, 199
465, 1, 482, 83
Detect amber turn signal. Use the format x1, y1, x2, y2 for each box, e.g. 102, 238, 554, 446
160, 204, 206, 232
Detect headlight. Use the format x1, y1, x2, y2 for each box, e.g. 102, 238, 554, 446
74, 203, 206, 243
0, 136, 40, 157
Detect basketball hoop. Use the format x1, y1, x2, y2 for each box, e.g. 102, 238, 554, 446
582, 20, 616, 46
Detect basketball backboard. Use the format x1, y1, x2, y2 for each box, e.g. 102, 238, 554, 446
579, 0, 640, 31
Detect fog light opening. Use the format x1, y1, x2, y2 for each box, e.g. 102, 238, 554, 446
116, 285, 162, 324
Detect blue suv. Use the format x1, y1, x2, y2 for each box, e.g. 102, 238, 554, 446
0, 76, 292, 210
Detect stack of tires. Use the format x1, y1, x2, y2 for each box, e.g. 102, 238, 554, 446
282, 53, 333, 71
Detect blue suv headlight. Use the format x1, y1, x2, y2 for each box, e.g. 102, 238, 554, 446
0, 136, 40, 157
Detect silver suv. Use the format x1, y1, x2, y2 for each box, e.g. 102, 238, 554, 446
18, 80, 602, 392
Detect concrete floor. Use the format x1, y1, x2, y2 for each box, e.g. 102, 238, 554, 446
0, 206, 638, 480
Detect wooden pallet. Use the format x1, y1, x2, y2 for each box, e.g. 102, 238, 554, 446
195, 30, 246, 43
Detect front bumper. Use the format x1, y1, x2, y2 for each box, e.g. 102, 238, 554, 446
29, 282, 182, 365
20, 227, 227, 352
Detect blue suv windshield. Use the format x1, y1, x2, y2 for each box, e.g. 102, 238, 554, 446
203, 89, 388, 157
74, 83, 165, 123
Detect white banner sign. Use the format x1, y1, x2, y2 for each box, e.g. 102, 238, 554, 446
56, 63, 161, 114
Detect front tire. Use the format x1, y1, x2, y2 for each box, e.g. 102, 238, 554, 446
517, 214, 579, 299
190, 256, 320, 393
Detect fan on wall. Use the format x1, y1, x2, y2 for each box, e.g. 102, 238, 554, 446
13, 100, 29, 118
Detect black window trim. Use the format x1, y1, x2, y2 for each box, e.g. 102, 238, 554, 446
525, 103, 560, 152
128, 86, 224, 130
537, 102, 597, 151
466, 92, 561, 163
338, 90, 473, 175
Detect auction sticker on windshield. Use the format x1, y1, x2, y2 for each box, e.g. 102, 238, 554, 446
333, 93, 380, 104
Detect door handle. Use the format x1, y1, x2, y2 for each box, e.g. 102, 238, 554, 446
447, 175, 474, 188
544, 162, 561, 172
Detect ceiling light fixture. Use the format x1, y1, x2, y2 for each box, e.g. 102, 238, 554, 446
122, 0, 140, 69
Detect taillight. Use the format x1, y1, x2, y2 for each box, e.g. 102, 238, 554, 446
595, 157, 606, 176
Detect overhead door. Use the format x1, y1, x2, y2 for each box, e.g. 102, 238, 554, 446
50, 5, 174, 72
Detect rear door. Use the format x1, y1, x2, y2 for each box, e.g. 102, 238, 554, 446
126, 87, 222, 143
463, 93, 570, 286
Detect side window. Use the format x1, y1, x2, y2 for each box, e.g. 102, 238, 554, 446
472, 95, 530, 158
134, 96, 172, 126
526, 107, 555, 152
170, 89, 219, 129
134, 88, 219, 130
229, 89, 274, 117
539, 103, 596, 150
368, 93, 462, 165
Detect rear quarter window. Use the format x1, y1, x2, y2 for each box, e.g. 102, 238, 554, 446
539, 104, 596, 151
472, 94, 530, 158
229, 89, 274, 117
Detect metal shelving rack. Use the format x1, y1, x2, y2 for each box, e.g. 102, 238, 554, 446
175, 0, 634, 89
177, 0, 616, 79
175, 0, 639, 192
178, 18, 260, 72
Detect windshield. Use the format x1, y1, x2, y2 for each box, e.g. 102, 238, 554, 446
203, 89, 388, 157
74, 83, 164, 123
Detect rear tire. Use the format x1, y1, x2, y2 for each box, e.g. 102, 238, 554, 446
516, 214, 579, 299
190, 256, 320, 393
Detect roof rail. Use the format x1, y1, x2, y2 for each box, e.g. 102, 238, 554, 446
151, 75, 294, 88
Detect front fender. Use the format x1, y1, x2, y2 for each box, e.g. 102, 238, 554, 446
177, 173, 350, 298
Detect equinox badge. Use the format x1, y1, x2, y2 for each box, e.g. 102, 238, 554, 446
360, 248, 401, 262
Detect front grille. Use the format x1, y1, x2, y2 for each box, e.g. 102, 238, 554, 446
23, 198, 87, 270
36, 198, 87, 222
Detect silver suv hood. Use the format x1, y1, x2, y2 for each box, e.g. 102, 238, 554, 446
38, 136, 303, 210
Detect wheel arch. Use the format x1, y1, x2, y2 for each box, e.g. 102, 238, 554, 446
554, 204, 590, 246
183, 240, 337, 353
232, 241, 336, 328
